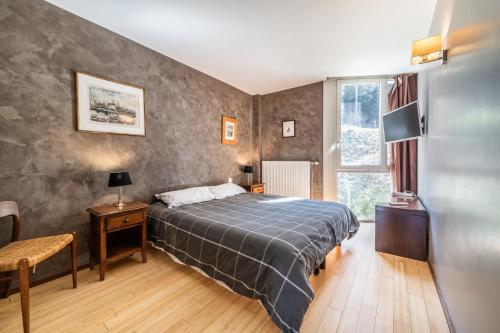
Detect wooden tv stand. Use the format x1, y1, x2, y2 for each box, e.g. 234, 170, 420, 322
375, 195, 429, 261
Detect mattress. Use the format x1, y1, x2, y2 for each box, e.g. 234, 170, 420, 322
147, 193, 359, 332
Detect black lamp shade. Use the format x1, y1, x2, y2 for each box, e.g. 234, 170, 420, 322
108, 172, 132, 187
243, 166, 254, 174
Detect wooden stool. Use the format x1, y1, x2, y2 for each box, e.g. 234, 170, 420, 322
0, 201, 77, 333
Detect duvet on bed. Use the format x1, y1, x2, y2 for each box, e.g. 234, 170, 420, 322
147, 193, 359, 332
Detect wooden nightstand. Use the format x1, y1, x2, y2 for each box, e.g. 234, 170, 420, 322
242, 183, 265, 194
375, 196, 429, 261
87, 201, 149, 281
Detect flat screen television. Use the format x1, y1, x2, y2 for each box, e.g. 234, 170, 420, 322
382, 101, 422, 143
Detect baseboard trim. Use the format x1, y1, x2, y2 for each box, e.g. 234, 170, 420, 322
5, 263, 90, 296
428, 261, 456, 333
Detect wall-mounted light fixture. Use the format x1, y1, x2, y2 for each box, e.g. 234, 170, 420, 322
411, 35, 448, 65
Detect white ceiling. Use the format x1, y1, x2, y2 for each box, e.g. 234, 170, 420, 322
46, 0, 437, 95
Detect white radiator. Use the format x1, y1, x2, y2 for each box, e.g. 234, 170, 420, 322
262, 161, 311, 199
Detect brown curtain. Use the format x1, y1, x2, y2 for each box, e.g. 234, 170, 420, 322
388, 73, 418, 193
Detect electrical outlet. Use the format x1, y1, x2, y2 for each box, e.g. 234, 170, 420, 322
228, 178, 232, 183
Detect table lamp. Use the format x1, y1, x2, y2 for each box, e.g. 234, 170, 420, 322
108, 171, 132, 208
243, 165, 253, 185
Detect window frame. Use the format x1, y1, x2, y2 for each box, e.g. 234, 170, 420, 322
334, 77, 391, 174
332, 77, 393, 221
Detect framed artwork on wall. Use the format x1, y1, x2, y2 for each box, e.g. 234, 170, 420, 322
221, 115, 238, 145
76, 72, 146, 136
282, 120, 295, 138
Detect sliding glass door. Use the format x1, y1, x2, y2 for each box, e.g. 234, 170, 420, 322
334, 78, 393, 220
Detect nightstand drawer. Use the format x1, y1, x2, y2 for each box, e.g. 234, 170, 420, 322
252, 185, 264, 193
106, 211, 143, 231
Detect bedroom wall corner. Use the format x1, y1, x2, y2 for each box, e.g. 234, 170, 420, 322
259, 82, 324, 200
251, 94, 263, 183
322, 79, 335, 202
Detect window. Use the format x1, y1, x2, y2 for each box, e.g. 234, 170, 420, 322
337, 173, 391, 220
340, 83, 382, 166
334, 78, 392, 220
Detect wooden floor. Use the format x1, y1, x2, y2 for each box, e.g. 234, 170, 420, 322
0, 223, 449, 333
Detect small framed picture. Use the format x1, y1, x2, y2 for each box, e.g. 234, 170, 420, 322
221, 115, 238, 145
76, 72, 146, 136
282, 120, 295, 138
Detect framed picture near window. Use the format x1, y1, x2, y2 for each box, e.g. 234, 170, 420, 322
76, 72, 146, 136
282, 120, 295, 138
221, 115, 238, 145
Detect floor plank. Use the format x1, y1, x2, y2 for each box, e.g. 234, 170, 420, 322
374, 276, 394, 333
415, 260, 450, 333
394, 257, 411, 325
336, 249, 372, 332
409, 294, 432, 333
355, 305, 376, 333
0, 223, 449, 333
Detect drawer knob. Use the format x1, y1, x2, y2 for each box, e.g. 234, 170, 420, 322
123, 218, 129, 224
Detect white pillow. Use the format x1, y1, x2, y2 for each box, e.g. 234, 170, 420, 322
208, 183, 246, 199
155, 186, 215, 207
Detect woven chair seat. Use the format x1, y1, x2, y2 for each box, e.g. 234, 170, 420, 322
0, 234, 74, 272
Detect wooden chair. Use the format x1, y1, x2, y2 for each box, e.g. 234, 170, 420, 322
0, 201, 77, 333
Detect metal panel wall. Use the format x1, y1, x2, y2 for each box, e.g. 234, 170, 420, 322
418, 0, 500, 331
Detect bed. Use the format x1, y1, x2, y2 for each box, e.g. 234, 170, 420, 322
147, 192, 359, 332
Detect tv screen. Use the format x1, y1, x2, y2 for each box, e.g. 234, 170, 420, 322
383, 101, 422, 143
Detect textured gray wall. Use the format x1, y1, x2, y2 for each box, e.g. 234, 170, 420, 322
0, 0, 252, 283
259, 83, 323, 200
252, 95, 263, 183
418, 0, 500, 331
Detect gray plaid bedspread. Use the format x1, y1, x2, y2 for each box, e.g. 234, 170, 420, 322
147, 193, 359, 332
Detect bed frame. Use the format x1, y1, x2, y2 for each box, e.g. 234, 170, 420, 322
313, 242, 341, 275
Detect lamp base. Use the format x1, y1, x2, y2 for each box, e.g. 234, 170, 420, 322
114, 186, 125, 208
113, 201, 125, 208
